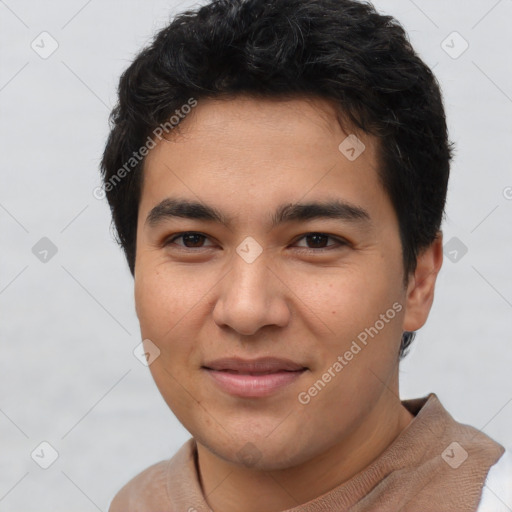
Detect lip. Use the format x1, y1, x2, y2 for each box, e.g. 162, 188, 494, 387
202, 357, 307, 398
203, 357, 306, 373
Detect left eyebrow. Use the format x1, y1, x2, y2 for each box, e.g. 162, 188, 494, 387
271, 200, 371, 228
144, 197, 372, 229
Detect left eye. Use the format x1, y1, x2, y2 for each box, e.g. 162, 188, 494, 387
292, 233, 345, 250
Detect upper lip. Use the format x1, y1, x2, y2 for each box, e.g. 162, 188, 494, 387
202, 357, 307, 373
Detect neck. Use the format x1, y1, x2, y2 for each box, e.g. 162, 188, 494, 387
196, 392, 414, 512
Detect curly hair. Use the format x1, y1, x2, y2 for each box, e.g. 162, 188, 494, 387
100, 0, 454, 359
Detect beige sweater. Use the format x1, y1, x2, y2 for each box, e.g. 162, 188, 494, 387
109, 393, 505, 511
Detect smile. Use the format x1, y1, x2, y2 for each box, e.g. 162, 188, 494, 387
201, 357, 308, 398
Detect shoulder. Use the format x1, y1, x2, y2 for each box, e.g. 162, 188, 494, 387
477, 449, 512, 511
108, 459, 172, 512
108, 438, 200, 512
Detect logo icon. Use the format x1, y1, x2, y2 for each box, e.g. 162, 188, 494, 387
441, 32, 469, 59
443, 236, 468, 263
133, 339, 161, 366
236, 442, 262, 467
338, 134, 366, 161
442, 441, 468, 469
32, 237, 58, 263
236, 236, 263, 264
31, 441, 59, 469
31, 32, 59, 59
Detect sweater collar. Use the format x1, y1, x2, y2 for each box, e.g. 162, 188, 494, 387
165, 393, 504, 511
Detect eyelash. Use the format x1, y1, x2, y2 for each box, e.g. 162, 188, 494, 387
163, 231, 348, 252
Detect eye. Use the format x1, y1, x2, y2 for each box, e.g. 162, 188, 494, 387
163, 231, 348, 252
164, 232, 215, 249
292, 233, 348, 251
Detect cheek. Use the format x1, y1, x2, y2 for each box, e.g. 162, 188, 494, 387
134, 261, 207, 340
134, 274, 169, 339
298, 264, 406, 397
134, 261, 218, 395
298, 264, 402, 333
134, 269, 204, 412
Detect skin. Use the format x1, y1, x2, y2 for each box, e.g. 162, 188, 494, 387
134, 94, 443, 511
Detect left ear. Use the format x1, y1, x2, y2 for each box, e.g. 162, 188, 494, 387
402, 231, 444, 332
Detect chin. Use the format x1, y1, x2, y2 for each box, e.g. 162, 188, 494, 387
198, 429, 317, 471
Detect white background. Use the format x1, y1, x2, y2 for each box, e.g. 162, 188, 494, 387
1, 0, 511, 510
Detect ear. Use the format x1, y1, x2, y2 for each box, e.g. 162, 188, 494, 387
402, 232, 444, 332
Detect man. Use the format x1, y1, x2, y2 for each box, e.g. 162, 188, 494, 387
101, 0, 511, 510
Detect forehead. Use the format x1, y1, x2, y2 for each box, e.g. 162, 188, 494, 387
149, 94, 362, 156
138, 95, 390, 228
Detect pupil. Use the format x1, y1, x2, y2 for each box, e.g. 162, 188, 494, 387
308, 234, 327, 248
184, 234, 204, 247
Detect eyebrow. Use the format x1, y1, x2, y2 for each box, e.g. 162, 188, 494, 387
145, 197, 372, 230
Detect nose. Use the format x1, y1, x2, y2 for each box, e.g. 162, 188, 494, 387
212, 248, 291, 336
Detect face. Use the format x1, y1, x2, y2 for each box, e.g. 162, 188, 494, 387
134, 95, 426, 470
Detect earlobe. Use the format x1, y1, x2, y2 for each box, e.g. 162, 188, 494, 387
402, 232, 444, 332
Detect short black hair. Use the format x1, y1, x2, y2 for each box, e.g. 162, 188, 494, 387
101, 0, 454, 359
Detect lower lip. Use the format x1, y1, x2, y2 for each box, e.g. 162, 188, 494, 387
203, 368, 306, 398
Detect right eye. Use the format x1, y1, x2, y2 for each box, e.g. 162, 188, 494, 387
164, 232, 216, 249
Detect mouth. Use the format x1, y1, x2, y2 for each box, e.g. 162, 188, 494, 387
208, 369, 300, 375
201, 357, 308, 398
